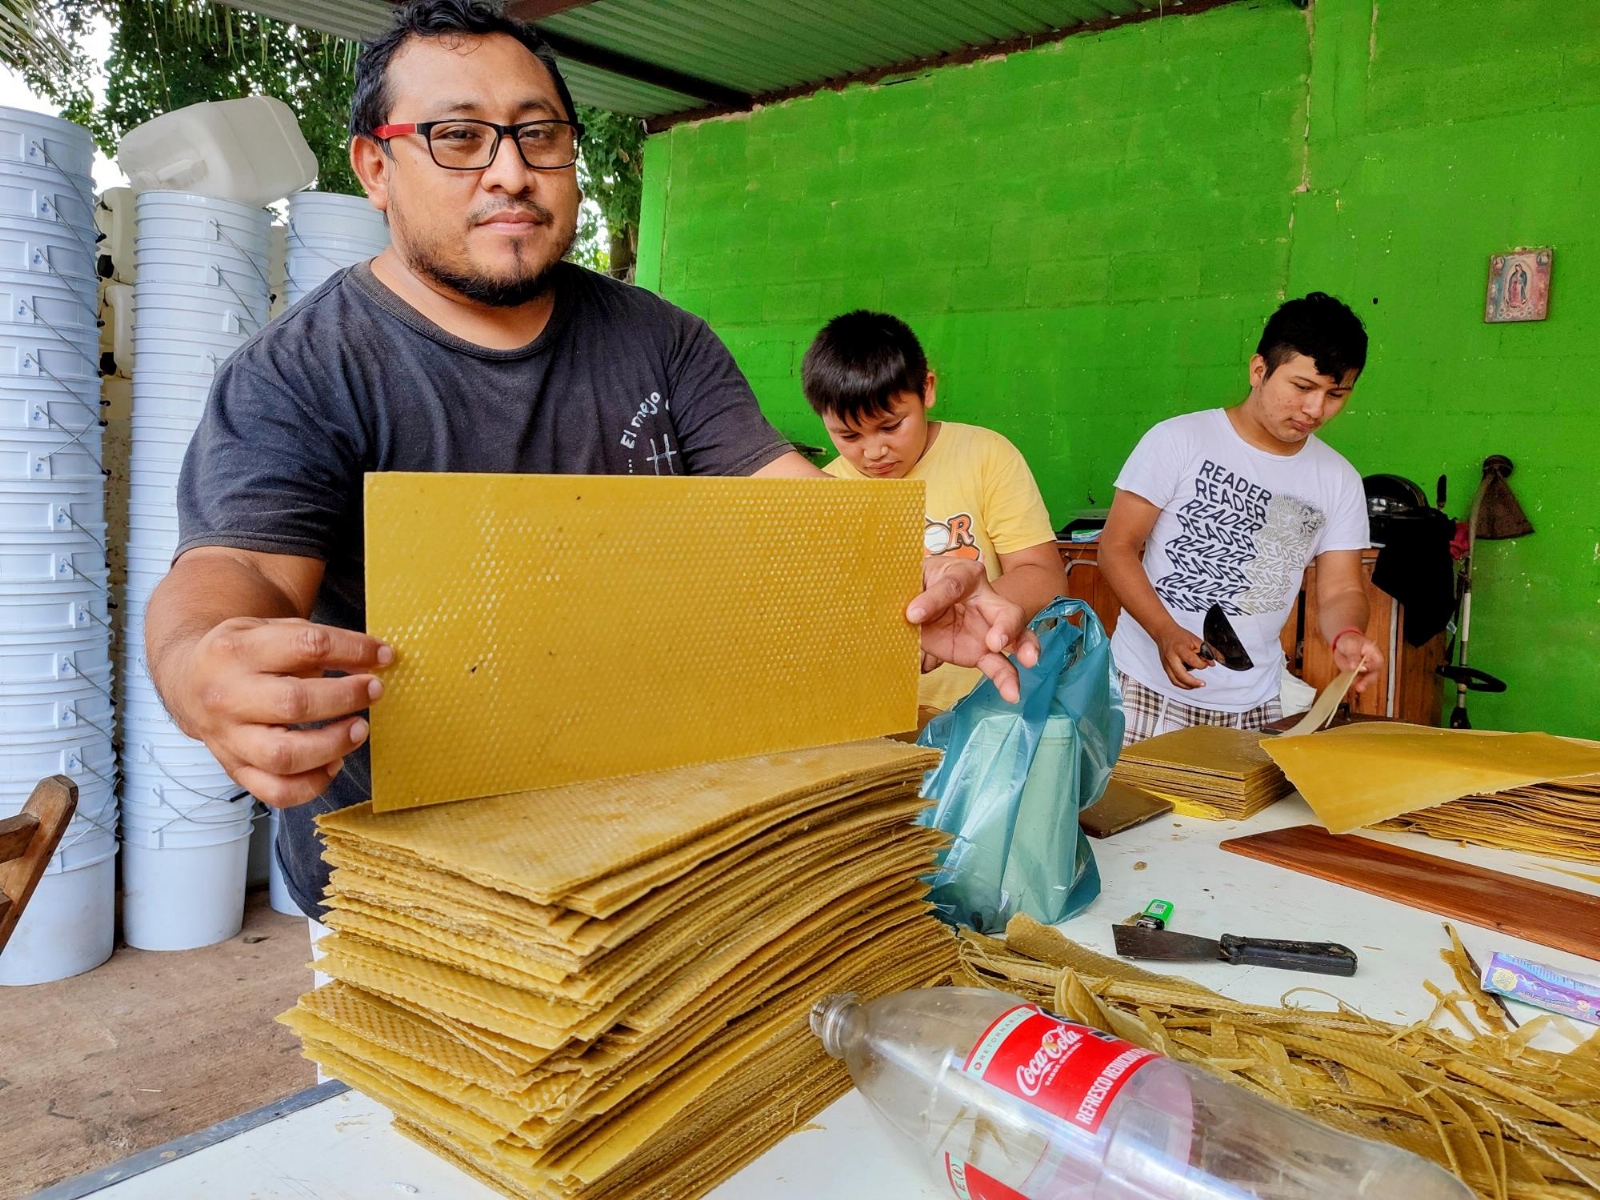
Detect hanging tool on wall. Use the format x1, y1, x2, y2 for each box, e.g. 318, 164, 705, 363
1437, 456, 1534, 729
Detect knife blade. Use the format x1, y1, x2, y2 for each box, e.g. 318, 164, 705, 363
1112, 923, 1357, 976
1198, 603, 1254, 672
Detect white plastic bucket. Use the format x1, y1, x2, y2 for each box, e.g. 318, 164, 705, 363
0, 665, 114, 733
0, 429, 104, 482
0, 373, 102, 433
133, 297, 264, 339
0, 264, 98, 323
134, 279, 268, 317
132, 368, 213, 403
0, 105, 96, 180
0, 532, 106, 584
130, 249, 270, 295
132, 320, 252, 356
0, 629, 113, 684
266, 806, 299, 915
0, 228, 95, 283
0, 580, 106, 633
0, 478, 103, 531
0, 853, 114, 984
287, 191, 385, 230
118, 828, 251, 951
124, 343, 226, 379
132, 235, 265, 281
0, 727, 114, 778
121, 803, 252, 846
132, 191, 271, 252
0, 327, 102, 382
0, 179, 94, 235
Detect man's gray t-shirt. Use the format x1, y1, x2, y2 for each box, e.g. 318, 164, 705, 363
176, 260, 791, 918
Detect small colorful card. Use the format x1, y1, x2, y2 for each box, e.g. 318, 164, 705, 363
1484, 247, 1552, 323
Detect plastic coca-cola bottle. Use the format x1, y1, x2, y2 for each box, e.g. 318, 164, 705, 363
811, 987, 1474, 1200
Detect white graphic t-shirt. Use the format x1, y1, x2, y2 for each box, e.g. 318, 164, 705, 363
1110, 408, 1370, 711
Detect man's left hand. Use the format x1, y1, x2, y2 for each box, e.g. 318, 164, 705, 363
907, 557, 1039, 703
1333, 631, 1385, 694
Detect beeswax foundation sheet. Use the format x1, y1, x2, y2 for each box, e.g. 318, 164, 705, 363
364, 473, 923, 810
1262, 722, 1600, 833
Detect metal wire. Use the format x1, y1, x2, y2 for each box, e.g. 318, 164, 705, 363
17, 299, 99, 374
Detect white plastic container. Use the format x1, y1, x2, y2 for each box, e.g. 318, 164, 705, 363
0, 853, 114, 984
0, 630, 113, 684
132, 192, 272, 254
0, 178, 94, 233
0, 228, 96, 282
268, 222, 288, 317
0, 432, 103, 483
102, 280, 133, 376
0, 273, 99, 335
0, 328, 103, 382
0, 374, 103, 433
0, 484, 103, 534
0, 667, 114, 733
0, 531, 106, 584
266, 805, 299, 916
0, 727, 113, 779
119, 829, 251, 951
0, 581, 106, 632
0, 105, 96, 180
119, 98, 316, 209
95, 186, 136, 283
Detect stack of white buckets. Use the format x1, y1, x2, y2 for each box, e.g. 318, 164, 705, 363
283, 190, 388, 306
261, 190, 388, 917
119, 191, 271, 950
0, 108, 117, 985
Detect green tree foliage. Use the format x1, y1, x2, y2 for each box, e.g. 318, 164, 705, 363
574, 103, 644, 278
27, 0, 360, 194
1, 0, 73, 76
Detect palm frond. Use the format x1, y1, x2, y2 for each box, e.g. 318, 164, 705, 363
0, 0, 72, 75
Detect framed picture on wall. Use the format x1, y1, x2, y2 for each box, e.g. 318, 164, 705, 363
1485, 248, 1552, 323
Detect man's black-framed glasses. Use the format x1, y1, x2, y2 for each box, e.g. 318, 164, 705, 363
371, 119, 585, 171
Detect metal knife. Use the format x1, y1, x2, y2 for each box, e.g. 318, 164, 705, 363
1197, 603, 1254, 672
1112, 924, 1357, 976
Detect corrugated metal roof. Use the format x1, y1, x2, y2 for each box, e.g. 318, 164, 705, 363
220, 0, 1200, 121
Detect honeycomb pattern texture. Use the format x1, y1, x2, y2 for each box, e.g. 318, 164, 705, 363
364, 473, 924, 811
278, 738, 961, 1200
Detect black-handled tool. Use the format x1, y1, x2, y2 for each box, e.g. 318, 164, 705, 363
1196, 604, 1254, 672
1113, 924, 1357, 976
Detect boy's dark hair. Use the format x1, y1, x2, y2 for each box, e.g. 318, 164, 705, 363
801, 310, 930, 423
349, 0, 577, 140
1256, 292, 1368, 382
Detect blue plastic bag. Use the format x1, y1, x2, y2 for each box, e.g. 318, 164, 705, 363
916, 598, 1124, 933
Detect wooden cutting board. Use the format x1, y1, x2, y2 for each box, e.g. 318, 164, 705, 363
1219, 824, 1600, 960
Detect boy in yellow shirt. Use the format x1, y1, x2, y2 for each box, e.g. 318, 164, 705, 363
803, 310, 1067, 711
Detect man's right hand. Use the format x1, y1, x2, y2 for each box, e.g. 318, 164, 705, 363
1155, 623, 1212, 690
166, 617, 393, 808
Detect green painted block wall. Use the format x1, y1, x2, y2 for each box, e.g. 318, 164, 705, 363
638, 0, 1600, 737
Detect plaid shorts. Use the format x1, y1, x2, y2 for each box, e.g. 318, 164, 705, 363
1119, 671, 1281, 748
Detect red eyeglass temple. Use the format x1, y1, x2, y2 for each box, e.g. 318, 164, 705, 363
372, 123, 419, 138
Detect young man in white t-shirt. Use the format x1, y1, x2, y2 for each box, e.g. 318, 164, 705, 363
1100, 292, 1386, 745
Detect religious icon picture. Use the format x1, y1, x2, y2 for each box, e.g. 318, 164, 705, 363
1484, 247, 1552, 323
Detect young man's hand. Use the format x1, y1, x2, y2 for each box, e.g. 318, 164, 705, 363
1155, 622, 1212, 690
907, 557, 1039, 703
1333, 630, 1385, 694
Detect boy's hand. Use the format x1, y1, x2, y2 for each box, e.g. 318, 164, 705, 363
1156, 623, 1211, 690
907, 558, 1039, 703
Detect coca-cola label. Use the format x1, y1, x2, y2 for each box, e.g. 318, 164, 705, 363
942, 1004, 1158, 1200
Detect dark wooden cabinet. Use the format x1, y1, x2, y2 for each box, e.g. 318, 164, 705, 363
1056, 543, 1445, 725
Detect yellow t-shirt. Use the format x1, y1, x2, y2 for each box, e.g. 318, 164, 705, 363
824, 422, 1057, 710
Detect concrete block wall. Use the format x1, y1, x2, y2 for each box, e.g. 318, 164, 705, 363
637, 0, 1600, 736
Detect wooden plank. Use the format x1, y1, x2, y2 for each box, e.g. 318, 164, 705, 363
1220, 824, 1600, 960
0, 775, 77, 953
0, 812, 39, 863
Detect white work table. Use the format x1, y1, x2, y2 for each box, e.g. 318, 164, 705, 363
73, 796, 1599, 1200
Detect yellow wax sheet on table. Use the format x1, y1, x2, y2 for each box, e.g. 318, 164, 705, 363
1261, 722, 1600, 833
364, 473, 924, 811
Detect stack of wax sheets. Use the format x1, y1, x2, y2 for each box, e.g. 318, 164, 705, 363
279, 739, 962, 1200
1111, 725, 1293, 820
1376, 775, 1600, 865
